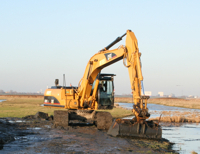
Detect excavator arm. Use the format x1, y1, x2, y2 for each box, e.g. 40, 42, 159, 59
78, 45, 125, 107
77, 30, 149, 121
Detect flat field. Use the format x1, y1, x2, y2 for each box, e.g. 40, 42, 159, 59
0, 95, 55, 117
0, 95, 133, 118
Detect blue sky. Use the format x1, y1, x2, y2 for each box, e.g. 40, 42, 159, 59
0, 1, 200, 96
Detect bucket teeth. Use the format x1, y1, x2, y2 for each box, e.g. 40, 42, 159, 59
107, 119, 162, 139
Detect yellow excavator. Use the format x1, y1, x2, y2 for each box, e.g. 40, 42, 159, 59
44, 30, 162, 139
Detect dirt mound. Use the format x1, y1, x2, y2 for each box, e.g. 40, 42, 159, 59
96, 112, 112, 130
0, 122, 15, 145
54, 110, 69, 128
22, 111, 53, 121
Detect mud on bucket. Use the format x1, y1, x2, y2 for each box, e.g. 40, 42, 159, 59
107, 119, 162, 139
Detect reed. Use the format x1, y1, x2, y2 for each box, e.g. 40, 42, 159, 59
148, 98, 200, 109
149, 110, 200, 123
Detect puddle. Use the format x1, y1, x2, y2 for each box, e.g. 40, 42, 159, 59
2, 132, 50, 153
119, 102, 200, 154
27, 127, 42, 130
8, 120, 25, 123
0, 99, 6, 102
0, 119, 25, 124
44, 125, 51, 128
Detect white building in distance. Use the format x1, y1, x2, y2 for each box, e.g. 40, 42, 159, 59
145, 91, 152, 96
158, 92, 164, 97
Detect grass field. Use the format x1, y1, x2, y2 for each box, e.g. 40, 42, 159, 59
101, 107, 133, 118
115, 97, 200, 109
0, 95, 133, 118
0, 96, 56, 117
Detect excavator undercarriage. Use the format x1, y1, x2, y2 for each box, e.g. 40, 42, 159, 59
54, 110, 113, 130
53, 108, 162, 139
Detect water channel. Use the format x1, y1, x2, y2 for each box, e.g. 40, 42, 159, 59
118, 102, 200, 154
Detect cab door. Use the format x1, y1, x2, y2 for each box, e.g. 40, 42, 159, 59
97, 80, 114, 109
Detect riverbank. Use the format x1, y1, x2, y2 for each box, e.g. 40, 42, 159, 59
117, 102, 200, 153
0, 96, 175, 153
115, 97, 200, 123
149, 110, 200, 123
0, 117, 175, 153
116, 101, 200, 124
115, 97, 200, 109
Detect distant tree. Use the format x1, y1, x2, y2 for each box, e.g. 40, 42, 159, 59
0, 90, 5, 94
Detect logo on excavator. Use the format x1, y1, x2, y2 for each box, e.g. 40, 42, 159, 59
104, 53, 116, 61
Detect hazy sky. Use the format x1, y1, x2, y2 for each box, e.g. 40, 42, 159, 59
0, 1, 200, 96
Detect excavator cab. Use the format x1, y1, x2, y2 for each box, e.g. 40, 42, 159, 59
91, 74, 115, 110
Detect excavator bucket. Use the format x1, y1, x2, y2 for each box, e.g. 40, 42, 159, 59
107, 119, 162, 139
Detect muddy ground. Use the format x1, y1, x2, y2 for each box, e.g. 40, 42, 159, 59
0, 116, 176, 154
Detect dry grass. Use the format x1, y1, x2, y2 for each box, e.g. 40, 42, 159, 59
150, 116, 200, 123
149, 110, 200, 123
115, 97, 200, 109
0, 95, 43, 98
148, 98, 200, 109
0, 96, 133, 118
103, 108, 133, 118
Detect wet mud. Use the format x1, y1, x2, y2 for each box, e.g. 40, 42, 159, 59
0, 116, 175, 154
